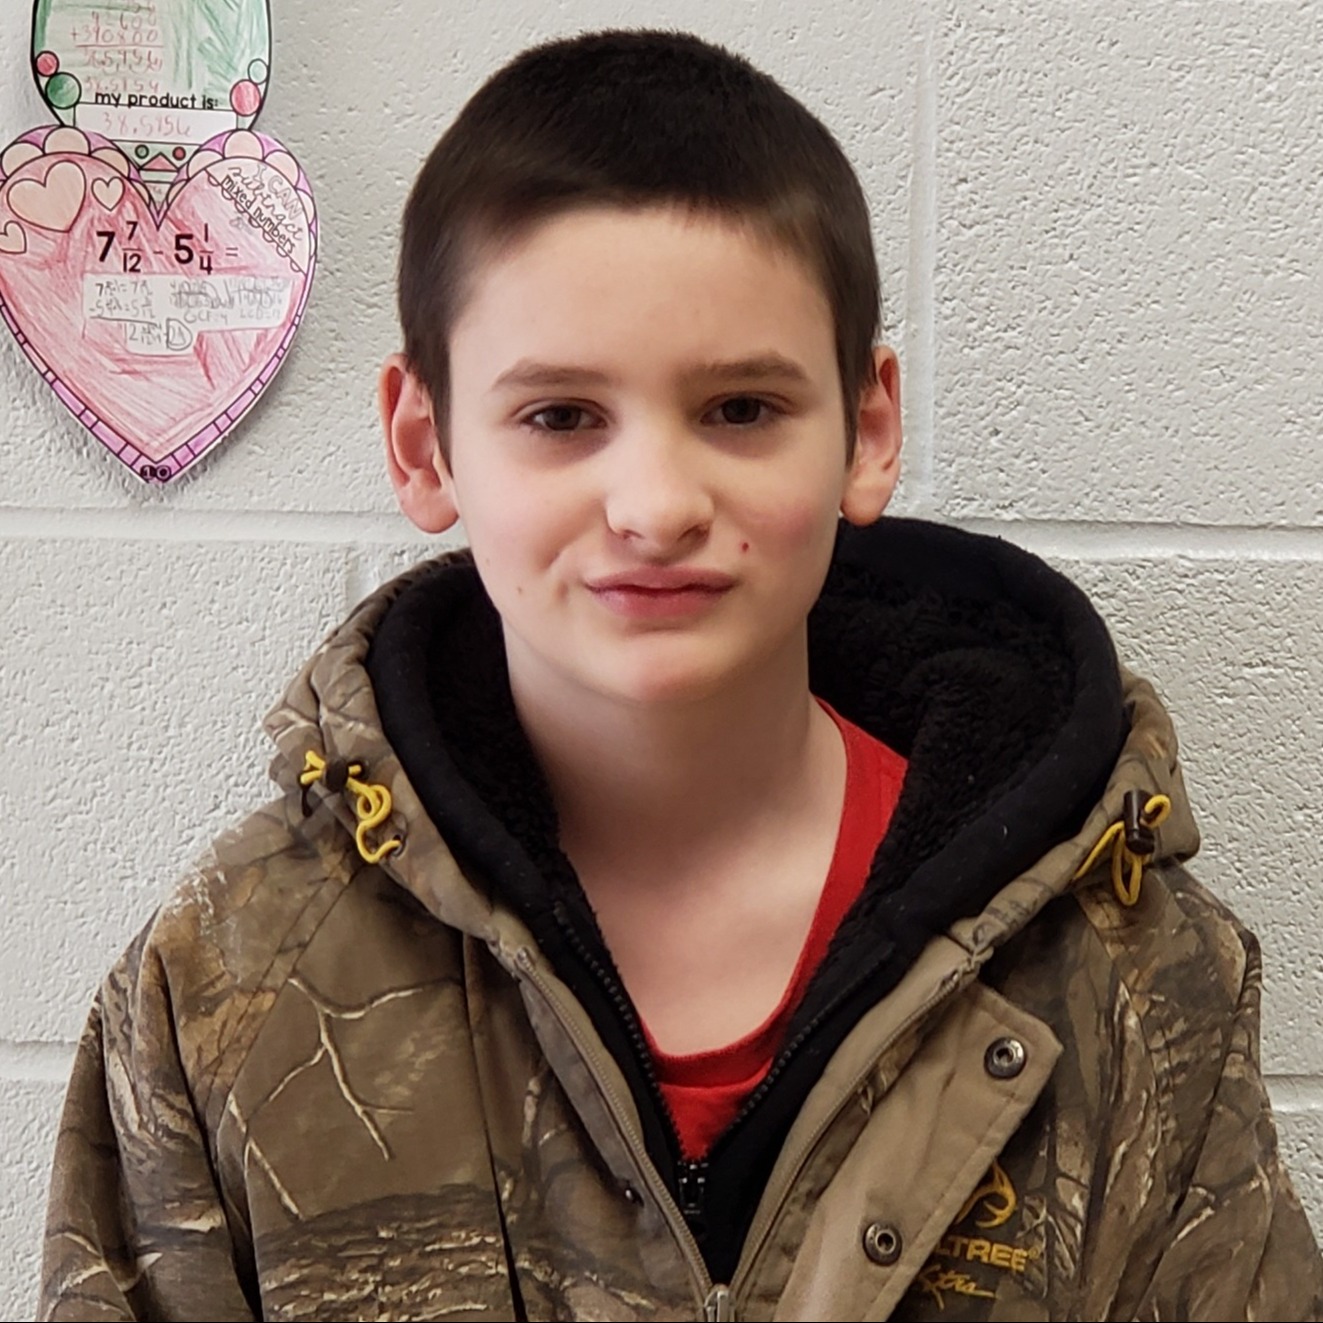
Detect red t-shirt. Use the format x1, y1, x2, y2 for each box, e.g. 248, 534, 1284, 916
643, 699, 907, 1160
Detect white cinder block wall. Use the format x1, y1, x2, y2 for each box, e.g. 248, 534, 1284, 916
3, 0, 1320, 1311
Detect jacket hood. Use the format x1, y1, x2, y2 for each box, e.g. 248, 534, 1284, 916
266, 517, 1197, 947
263, 515, 1201, 1278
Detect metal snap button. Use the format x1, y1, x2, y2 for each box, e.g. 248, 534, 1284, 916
863, 1221, 903, 1265
985, 1036, 1027, 1079
621, 1180, 643, 1205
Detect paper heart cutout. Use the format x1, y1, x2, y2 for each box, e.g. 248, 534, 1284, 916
8, 159, 86, 232
90, 176, 124, 211
0, 128, 316, 481
0, 220, 25, 254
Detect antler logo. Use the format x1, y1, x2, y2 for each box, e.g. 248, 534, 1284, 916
913, 1159, 1040, 1310
955, 1160, 1016, 1230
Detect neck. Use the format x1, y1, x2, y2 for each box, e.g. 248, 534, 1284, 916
506, 627, 840, 878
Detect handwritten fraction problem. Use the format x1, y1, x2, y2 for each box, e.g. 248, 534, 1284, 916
0, 0, 316, 482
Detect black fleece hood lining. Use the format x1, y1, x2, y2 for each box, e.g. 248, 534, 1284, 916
366, 517, 1127, 1282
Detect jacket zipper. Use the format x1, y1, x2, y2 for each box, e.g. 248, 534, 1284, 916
677, 1158, 710, 1224
729, 959, 976, 1298
555, 897, 863, 1194
546, 905, 973, 1306
553, 901, 954, 1271
551, 911, 739, 1312
552, 904, 696, 1177
692, 955, 893, 1188
704, 1283, 735, 1321
512, 945, 720, 1309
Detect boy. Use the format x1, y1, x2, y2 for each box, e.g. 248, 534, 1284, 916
40, 29, 1322, 1322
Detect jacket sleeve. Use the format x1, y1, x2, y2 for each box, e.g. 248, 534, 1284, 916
39, 925, 257, 1322
1130, 929, 1323, 1322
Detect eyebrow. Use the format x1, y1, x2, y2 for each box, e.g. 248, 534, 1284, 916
491, 353, 813, 393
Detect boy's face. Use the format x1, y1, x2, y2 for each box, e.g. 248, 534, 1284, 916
382, 205, 900, 710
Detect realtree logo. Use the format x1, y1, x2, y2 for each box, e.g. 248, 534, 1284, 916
954, 1160, 1016, 1229
911, 1161, 1042, 1311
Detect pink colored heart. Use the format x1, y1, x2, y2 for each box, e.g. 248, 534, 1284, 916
0, 130, 316, 482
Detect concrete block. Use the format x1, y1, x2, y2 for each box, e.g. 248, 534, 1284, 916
1272, 1093, 1323, 1247
0, 1078, 67, 1321
935, 1, 1323, 525
0, 539, 347, 1042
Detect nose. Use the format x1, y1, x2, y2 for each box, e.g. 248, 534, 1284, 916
601, 423, 715, 552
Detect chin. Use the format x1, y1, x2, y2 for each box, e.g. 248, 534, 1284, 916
589, 645, 753, 709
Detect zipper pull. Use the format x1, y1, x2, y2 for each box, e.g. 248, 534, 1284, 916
677, 1158, 709, 1229
704, 1283, 735, 1321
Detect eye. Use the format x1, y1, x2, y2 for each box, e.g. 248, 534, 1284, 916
524, 404, 598, 433
705, 396, 778, 427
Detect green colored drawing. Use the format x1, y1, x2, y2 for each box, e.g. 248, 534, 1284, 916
32, 0, 272, 136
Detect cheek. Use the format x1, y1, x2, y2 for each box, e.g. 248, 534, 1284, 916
453, 455, 527, 540
732, 446, 843, 554
745, 494, 834, 555
462, 475, 583, 596
733, 478, 840, 596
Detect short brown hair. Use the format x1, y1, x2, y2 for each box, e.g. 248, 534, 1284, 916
398, 29, 881, 460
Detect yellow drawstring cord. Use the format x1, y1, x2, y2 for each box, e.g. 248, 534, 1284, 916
299, 750, 403, 865
1072, 789, 1172, 906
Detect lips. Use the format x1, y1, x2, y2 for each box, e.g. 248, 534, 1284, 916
586, 567, 736, 592
585, 568, 734, 620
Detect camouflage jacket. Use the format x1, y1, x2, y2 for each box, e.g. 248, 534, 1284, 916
40, 520, 1323, 1321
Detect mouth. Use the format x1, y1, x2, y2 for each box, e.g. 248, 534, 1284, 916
586, 568, 737, 592
586, 581, 732, 620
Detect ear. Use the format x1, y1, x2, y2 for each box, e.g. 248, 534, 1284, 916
839, 345, 902, 526
379, 353, 461, 534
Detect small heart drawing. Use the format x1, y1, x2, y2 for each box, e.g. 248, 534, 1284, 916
0, 128, 317, 479
90, 176, 125, 212
8, 160, 87, 232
